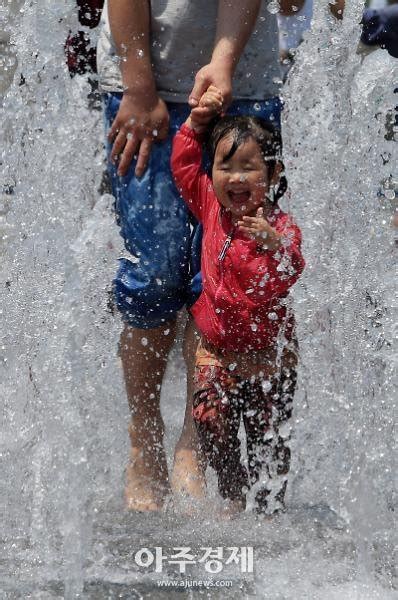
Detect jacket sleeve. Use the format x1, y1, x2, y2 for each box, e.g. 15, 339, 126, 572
171, 124, 213, 223
265, 220, 305, 297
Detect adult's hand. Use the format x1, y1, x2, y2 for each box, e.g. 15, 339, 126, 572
189, 85, 224, 132
189, 60, 233, 111
108, 92, 169, 177
107, 0, 168, 177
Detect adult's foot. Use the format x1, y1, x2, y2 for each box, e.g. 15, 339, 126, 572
125, 445, 170, 511
171, 448, 206, 499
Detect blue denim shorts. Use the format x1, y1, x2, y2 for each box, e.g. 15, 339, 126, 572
104, 94, 282, 329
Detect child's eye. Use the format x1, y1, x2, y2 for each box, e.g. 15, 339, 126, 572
219, 165, 230, 171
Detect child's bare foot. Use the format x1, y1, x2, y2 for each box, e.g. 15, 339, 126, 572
125, 445, 170, 512
171, 448, 206, 499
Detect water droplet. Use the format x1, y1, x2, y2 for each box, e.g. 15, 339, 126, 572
261, 380, 272, 393
266, 1, 280, 14
141, 337, 148, 346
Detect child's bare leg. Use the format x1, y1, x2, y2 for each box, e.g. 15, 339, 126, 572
120, 321, 177, 511
171, 316, 206, 498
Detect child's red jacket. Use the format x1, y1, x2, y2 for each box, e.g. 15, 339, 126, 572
172, 124, 305, 353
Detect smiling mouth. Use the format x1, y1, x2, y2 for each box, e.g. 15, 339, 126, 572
228, 191, 251, 204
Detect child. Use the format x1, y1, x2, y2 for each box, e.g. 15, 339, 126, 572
171, 86, 305, 515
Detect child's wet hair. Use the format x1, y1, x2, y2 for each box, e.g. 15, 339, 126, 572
208, 115, 287, 202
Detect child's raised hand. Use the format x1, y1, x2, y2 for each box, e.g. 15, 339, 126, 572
188, 85, 223, 132
198, 85, 224, 110
237, 207, 282, 251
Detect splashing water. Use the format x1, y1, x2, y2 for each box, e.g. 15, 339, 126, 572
0, 1, 397, 598
282, 0, 397, 594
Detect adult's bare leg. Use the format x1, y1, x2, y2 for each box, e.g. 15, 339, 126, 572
120, 321, 177, 511
171, 315, 206, 498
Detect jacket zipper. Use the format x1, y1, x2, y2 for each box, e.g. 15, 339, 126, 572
215, 226, 236, 320
218, 227, 235, 262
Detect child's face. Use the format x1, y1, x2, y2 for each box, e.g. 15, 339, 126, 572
212, 135, 270, 219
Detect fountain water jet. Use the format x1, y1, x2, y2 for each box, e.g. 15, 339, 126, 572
283, 0, 397, 593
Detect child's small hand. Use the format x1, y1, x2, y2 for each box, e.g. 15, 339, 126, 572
188, 85, 223, 132
237, 207, 282, 251
198, 85, 224, 110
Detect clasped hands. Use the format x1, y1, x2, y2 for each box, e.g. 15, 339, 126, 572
109, 62, 232, 177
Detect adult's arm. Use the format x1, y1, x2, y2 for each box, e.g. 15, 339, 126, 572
77, 0, 104, 28
329, 0, 345, 19
279, 1, 306, 16
228, 0, 344, 20
107, 0, 169, 177
189, 0, 262, 110
279, 1, 344, 18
